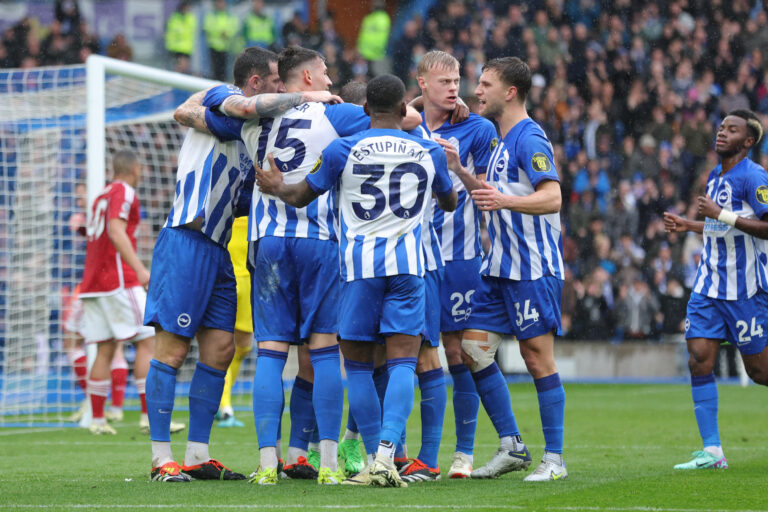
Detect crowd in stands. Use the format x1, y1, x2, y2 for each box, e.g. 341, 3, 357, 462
3, 0, 768, 346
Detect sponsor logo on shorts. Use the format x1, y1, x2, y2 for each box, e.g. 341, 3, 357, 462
177, 313, 191, 329
531, 152, 551, 173
756, 185, 768, 204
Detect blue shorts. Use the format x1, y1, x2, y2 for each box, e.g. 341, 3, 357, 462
466, 275, 563, 340
440, 257, 482, 332
144, 227, 236, 338
339, 274, 425, 342
685, 291, 768, 355
250, 236, 339, 343
423, 268, 444, 347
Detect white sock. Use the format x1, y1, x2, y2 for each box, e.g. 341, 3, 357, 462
308, 441, 319, 452
320, 439, 338, 471
703, 445, 724, 459
500, 435, 524, 451
260, 446, 278, 469
184, 441, 210, 466
367, 453, 375, 465
110, 406, 122, 415
543, 451, 563, 465
140, 413, 148, 423
456, 451, 473, 464
287, 446, 307, 465
275, 438, 282, 460
343, 428, 360, 441
92, 417, 106, 426
151, 441, 174, 468
376, 440, 396, 461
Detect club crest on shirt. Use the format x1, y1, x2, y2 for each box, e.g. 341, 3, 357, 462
490, 137, 498, 151
531, 152, 551, 172
715, 186, 731, 207
310, 155, 322, 174
756, 185, 768, 204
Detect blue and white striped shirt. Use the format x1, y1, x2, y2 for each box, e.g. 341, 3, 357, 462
240, 102, 369, 242
306, 129, 454, 281
165, 85, 253, 246
693, 158, 768, 299
482, 118, 564, 281
420, 113, 497, 261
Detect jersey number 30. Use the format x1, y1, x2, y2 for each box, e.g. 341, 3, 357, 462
352, 162, 427, 221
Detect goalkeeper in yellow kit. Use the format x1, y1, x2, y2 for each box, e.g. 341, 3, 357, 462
217, 216, 253, 427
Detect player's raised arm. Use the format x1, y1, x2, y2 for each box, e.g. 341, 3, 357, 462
255, 153, 319, 208
174, 88, 213, 134
220, 91, 342, 119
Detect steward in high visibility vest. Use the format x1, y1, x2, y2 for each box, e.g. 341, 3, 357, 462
165, 1, 197, 57
356, 3, 390, 62
204, 0, 239, 80
243, 0, 274, 48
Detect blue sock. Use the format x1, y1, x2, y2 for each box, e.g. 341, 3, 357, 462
417, 368, 446, 468
449, 363, 480, 455
473, 363, 519, 438
288, 376, 315, 451
146, 359, 177, 442
380, 358, 417, 446
252, 349, 287, 448
344, 359, 381, 456
373, 365, 403, 454
310, 346, 343, 443
188, 362, 226, 444
691, 373, 720, 447
534, 373, 565, 454
346, 409, 358, 434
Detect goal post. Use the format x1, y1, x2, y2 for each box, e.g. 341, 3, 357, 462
0, 57, 235, 427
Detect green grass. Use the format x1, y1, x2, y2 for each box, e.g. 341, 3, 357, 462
2, 383, 767, 511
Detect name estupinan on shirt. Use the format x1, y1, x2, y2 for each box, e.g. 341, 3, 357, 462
351, 139, 427, 162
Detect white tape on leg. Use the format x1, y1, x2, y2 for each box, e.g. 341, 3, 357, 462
461, 329, 501, 372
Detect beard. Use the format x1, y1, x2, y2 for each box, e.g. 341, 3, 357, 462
715, 144, 742, 159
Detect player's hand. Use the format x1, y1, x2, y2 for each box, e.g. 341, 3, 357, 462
663, 211, 688, 233
137, 268, 150, 288
450, 97, 470, 124
255, 153, 284, 196
471, 182, 508, 211
697, 195, 721, 220
302, 91, 343, 104
435, 137, 462, 173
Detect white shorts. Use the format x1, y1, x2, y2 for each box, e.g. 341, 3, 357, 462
64, 298, 85, 336
82, 287, 155, 344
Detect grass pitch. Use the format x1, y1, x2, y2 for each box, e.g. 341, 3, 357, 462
2, 383, 767, 512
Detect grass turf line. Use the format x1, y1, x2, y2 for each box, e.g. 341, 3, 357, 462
1, 383, 766, 512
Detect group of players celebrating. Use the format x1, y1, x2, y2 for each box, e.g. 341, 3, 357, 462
78, 41, 768, 488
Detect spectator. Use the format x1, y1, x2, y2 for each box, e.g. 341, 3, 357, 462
614, 277, 660, 340
356, 0, 391, 76
106, 34, 132, 62
242, 0, 275, 50
165, 1, 197, 73
204, 0, 238, 81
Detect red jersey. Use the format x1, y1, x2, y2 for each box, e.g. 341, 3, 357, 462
79, 180, 141, 296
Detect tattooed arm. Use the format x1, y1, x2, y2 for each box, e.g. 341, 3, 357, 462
220, 90, 342, 119
173, 90, 211, 134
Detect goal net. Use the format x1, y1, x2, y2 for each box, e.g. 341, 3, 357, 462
0, 57, 256, 427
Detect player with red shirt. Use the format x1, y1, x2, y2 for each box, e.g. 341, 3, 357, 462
79, 150, 158, 435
